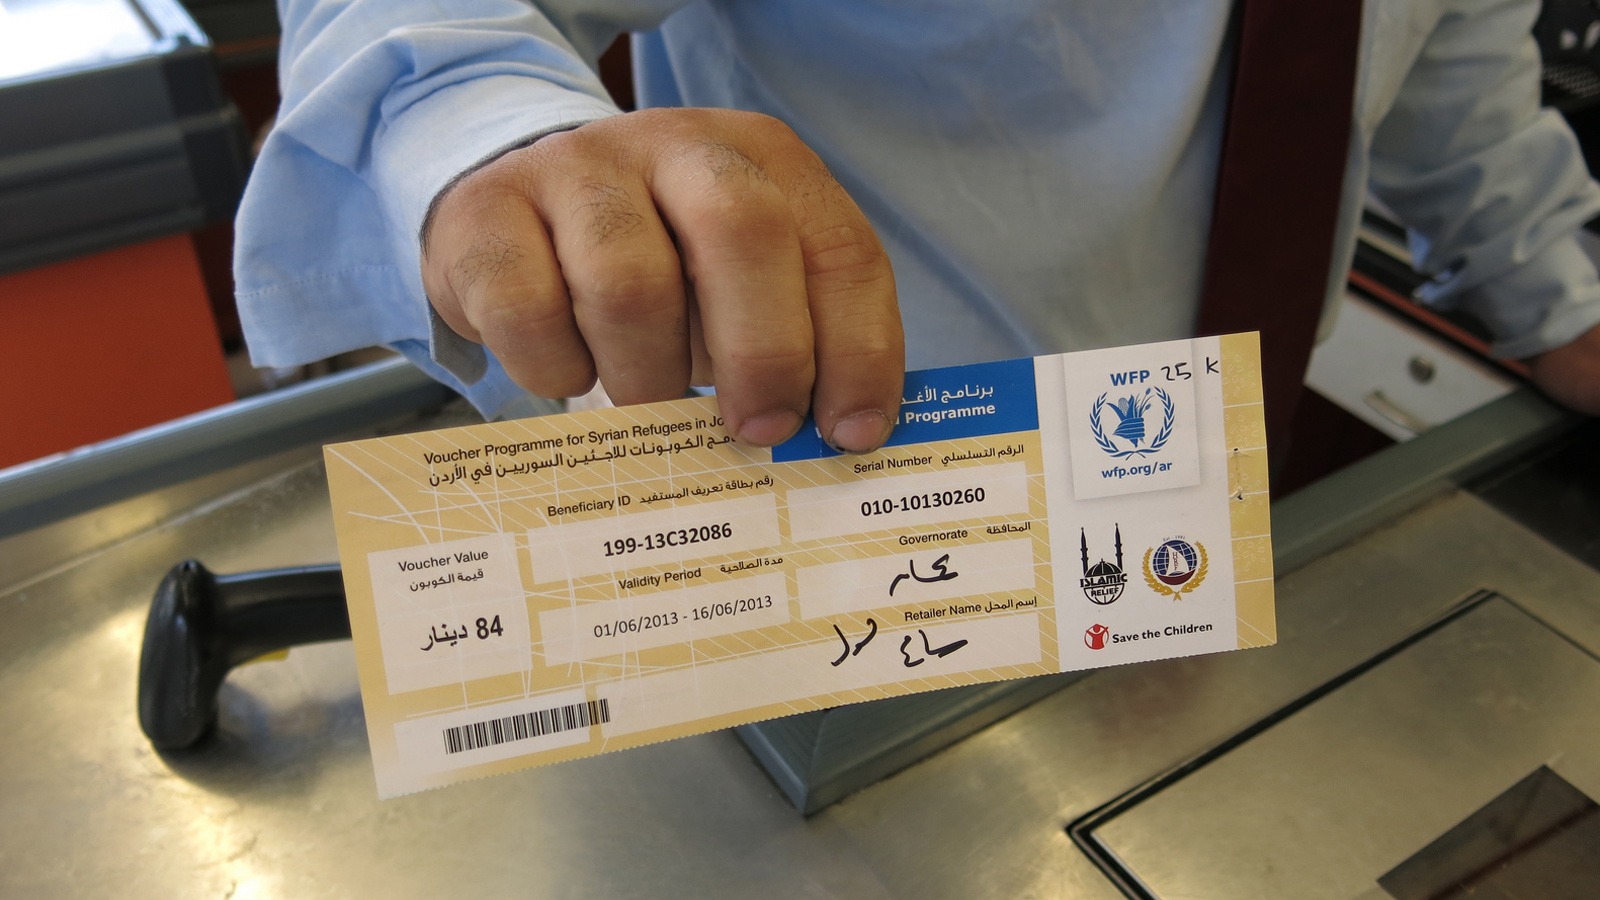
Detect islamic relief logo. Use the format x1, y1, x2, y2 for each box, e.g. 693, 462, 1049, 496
1091, 387, 1175, 458
1142, 537, 1208, 599
1079, 525, 1128, 605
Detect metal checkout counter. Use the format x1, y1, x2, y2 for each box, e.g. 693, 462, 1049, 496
2, 347, 1598, 898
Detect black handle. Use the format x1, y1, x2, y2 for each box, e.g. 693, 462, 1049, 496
137, 560, 351, 750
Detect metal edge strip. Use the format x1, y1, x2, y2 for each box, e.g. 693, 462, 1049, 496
0, 357, 454, 538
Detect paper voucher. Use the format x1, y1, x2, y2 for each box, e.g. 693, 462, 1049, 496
324, 333, 1274, 797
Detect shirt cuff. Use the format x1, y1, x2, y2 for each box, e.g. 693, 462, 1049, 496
1451, 236, 1600, 359
372, 76, 616, 403
370, 73, 619, 261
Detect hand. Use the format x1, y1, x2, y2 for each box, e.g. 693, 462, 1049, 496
1526, 323, 1600, 415
421, 107, 903, 451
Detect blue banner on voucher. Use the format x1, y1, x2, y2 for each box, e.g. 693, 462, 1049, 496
772, 357, 1039, 462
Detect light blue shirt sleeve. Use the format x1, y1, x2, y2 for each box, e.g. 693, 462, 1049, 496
1366, 0, 1600, 359
235, 0, 662, 413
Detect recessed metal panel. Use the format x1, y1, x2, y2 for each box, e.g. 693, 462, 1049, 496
1082, 595, 1600, 899
1379, 765, 1600, 900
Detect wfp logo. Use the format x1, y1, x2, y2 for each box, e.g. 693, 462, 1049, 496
1091, 383, 1175, 459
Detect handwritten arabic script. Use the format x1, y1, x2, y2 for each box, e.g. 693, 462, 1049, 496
889, 553, 960, 597
829, 617, 970, 669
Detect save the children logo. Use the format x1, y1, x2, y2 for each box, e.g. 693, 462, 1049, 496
1142, 537, 1207, 599
1084, 623, 1110, 650
1090, 386, 1175, 459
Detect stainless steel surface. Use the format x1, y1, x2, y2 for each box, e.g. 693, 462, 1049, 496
746, 387, 1575, 816
0, 357, 458, 540
1093, 595, 1600, 898
3, 410, 1596, 897
1269, 386, 1572, 575
3, 443, 322, 592
819, 492, 1600, 899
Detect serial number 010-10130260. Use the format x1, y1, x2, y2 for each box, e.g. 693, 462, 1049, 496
602, 522, 734, 558
860, 487, 986, 517
787, 462, 1028, 544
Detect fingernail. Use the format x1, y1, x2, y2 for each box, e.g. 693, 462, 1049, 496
826, 410, 893, 454
736, 410, 804, 447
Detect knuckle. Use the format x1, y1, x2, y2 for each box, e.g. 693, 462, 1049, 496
569, 180, 648, 248
660, 124, 772, 186
470, 289, 572, 345
694, 138, 768, 183
437, 163, 521, 225
526, 128, 616, 184
569, 254, 684, 325
728, 110, 802, 148
529, 124, 584, 158
789, 166, 849, 217
679, 184, 794, 249
801, 221, 891, 288
447, 231, 526, 295
718, 332, 814, 380
826, 316, 900, 359
454, 256, 569, 345
708, 139, 757, 178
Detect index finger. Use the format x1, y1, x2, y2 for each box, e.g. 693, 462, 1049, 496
783, 158, 903, 453
650, 121, 903, 451
650, 136, 817, 447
